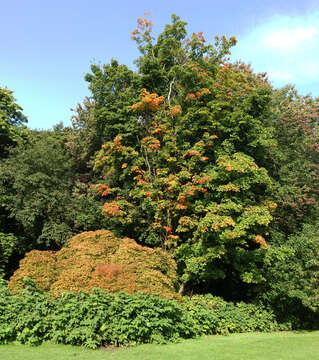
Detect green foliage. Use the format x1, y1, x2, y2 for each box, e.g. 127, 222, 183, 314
268, 86, 319, 234
0, 128, 74, 248
0, 124, 111, 279
258, 223, 319, 328
182, 294, 287, 335
84, 59, 141, 147
0, 86, 28, 157
2, 14, 319, 326
0, 233, 18, 278
89, 15, 277, 291
0, 280, 283, 349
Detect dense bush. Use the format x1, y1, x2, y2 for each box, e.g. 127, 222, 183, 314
257, 224, 319, 328
0, 280, 283, 349
8, 230, 179, 298
182, 294, 285, 335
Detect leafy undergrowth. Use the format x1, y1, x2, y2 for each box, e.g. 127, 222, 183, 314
2, 332, 319, 360
0, 279, 286, 348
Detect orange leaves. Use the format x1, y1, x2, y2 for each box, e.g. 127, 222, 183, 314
221, 64, 230, 72
167, 234, 179, 241
9, 230, 179, 299
182, 149, 210, 163
102, 202, 123, 218
111, 135, 125, 151
170, 105, 182, 116
175, 201, 188, 210
7, 250, 57, 293
131, 17, 153, 41
183, 149, 202, 158
131, 29, 141, 41
93, 136, 138, 172
131, 29, 139, 38
151, 121, 170, 135
94, 263, 123, 278
163, 226, 172, 234
185, 88, 211, 102
220, 218, 235, 227
188, 63, 199, 71
141, 136, 161, 152
137, 17, 153, 32
193, 30, 206, 45
201, 88, 211, 95
92, 184, 119, 198
185, 93, 197, 101
149, 141, 160, 150
152, 127, 164, 135
96, 184, 110, 197
132, 89, 164, 113
131, 166, 144, 174
137, 178, 147, 186
268, 202, 278, 209
254, 235, 268, 249
131, 165, 149, 186
192, 175, 212, 185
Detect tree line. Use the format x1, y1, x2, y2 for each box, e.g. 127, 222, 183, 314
1, 14, 319, 326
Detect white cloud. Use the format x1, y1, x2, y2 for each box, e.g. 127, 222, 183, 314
267, 70, 294, 82
231, 12, 319, 97
263, 26, 318, 52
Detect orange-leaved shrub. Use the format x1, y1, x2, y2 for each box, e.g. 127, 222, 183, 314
8, 230, 179, 298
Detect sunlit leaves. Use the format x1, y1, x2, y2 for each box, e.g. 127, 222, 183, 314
90, 16, 277, 289
8, 230, 179, 299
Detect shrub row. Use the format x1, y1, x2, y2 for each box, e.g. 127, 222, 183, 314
0, 279, 286, 349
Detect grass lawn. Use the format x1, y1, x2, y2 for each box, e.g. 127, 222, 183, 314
1, 331, 319, 360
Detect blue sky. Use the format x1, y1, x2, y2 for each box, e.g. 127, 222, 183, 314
1, 0, 318, 129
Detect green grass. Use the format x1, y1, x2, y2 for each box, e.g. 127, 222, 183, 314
2, 332, 319, 360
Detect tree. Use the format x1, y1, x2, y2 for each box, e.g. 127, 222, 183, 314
0, 86, 27, 158
0, 128, 75, 262
87, 15, 277, 293
0, 86, 28, 278
267, 86, 319, 235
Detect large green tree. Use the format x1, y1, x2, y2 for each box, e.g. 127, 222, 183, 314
267, 86, 319, 235
86, 15, 278, 294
